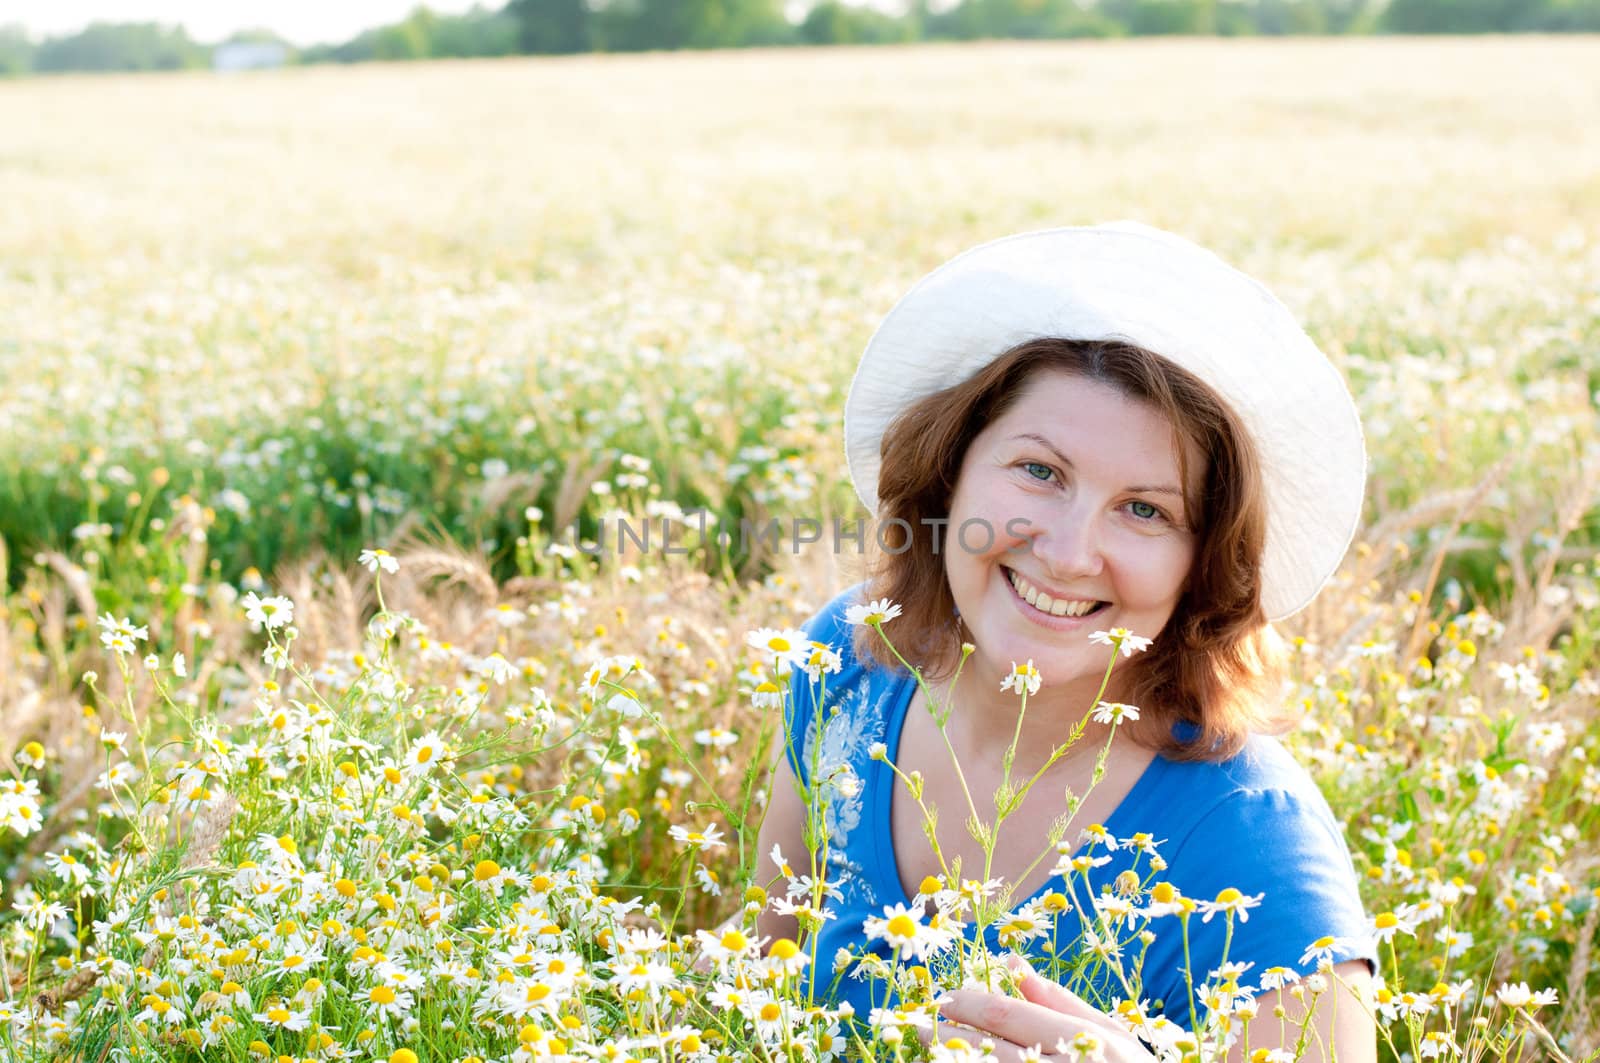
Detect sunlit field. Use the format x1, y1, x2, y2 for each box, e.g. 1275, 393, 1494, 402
2, 37, 1599, 1062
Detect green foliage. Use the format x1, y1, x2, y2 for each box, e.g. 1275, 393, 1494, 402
1216, 0, 1330, 32
800, 1, 919, 43
590, 0, 794, 51
431, 9, 521, 56
508, 0, 592, 52
32, 21, 208, 73
1383, 0, 1526, 30
1380, 0, 1600, 29
0, 24, 33, 76
305, 6, 517, 63
928, 0, 1129, 37
11, 0, 1600, 79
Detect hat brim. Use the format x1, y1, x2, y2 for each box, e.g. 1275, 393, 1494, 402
843, 223, 1366, 622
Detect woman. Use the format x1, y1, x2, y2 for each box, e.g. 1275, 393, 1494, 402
754, 223, 1378, 1060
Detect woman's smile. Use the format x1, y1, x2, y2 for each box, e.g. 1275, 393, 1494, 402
1001, 565, 1109, 624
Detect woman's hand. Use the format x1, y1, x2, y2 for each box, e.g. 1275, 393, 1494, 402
924, 956, 1152, 1061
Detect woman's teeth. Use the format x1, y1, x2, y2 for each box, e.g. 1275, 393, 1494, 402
1007, 570, 1101, 617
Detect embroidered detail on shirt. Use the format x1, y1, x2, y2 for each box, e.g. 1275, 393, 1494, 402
800, 683, 888, 852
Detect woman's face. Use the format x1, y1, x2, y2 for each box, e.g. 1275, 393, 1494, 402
943, 370, 1200, 695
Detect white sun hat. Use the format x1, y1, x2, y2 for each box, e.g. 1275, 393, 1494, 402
843, 221, 1367, 622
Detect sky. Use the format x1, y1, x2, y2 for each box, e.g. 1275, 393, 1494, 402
0, 1, 497, 46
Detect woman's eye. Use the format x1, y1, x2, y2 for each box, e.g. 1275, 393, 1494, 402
1022, 462, 1053, 482
1128, 500, 1161, 521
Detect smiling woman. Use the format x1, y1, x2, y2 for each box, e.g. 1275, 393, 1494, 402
755, 222, 1378, 1061
867, 338, 1273, 763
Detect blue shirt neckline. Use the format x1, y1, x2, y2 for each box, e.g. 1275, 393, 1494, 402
869, 667, 1178, 912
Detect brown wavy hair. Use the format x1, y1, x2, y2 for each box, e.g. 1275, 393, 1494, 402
852, 337, 1283, 762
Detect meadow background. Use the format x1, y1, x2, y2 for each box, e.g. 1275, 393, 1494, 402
2, 37, 1600, 1061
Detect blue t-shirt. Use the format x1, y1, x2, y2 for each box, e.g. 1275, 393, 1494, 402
781, 585, 1377, 1030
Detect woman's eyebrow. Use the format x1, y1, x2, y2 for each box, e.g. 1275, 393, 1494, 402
1010, 432, 1184, 497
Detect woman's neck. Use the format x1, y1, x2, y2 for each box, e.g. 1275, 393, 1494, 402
925, 658, 1126, 777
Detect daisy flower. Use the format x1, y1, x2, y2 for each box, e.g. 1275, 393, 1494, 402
1, 780, 43, 837
363, 981, 415, 1019
862, 901, 957, 962
668, 823, 727, 852
405, 732, 449, 773
1371, 907, 1421, 942
844, 598, 903, 627
12, 896, 68, 932
45, 851, 92, 889
358, 547, 400, 574
613, 958, 679, 998
96, 613, 148, 643
253, 1001, 312, 1031
746, 627, 811, 669
1197, 887, 1264, 924
796, 640, 844, 679
1298, 934, 1357, 967
746, 677, 785, 708
1089, 628, 1154, 656
1131, 881, 1180, 920
1057, 1031, 1106, 1062
1000, 660, 1042, 697
216, 980, 252, 1010
240, 592, 295, 630
695, 925, 762, 965
1496, 982, 1559, 1009
761, 937, 811, 978
692, 727, 739, 748
134, 995, 186, 1028
995, 899, 1051, 947
1092, 701, 1141, 725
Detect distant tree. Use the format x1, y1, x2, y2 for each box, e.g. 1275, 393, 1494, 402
372, 10, 434, 59
799, 1, 917, 43
927, 0, 1125, 38
1084, 0, 1213, 32
594, 0, 792, 50
905, 0, 933, 35
222, 27, 295, 47
510, 0, 593, 53
310, 6, 511, 63
1381, 0, 1536, 29
0, 24, 33, 76
1525, 0, 1600, 26
34, 22, 208, 72
429, 7, 520, 56
1217, 0, 1328, 33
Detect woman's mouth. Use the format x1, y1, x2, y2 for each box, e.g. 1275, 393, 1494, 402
1005, 568, 1109, 620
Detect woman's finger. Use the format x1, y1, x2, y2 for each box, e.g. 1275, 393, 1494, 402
1004, 957, 1126, 1036
918, 1018, 1032, 1062
936, 987, 1092, 1056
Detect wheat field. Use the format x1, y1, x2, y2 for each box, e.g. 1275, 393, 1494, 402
2, 38, 1599, 1062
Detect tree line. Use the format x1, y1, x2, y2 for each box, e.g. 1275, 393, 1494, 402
3, 0, 1598, 76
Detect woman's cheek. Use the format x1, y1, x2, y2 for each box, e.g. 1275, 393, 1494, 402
998, 515, 1036, 553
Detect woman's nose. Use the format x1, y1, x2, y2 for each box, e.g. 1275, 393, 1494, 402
1027, 509, 1105, 580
